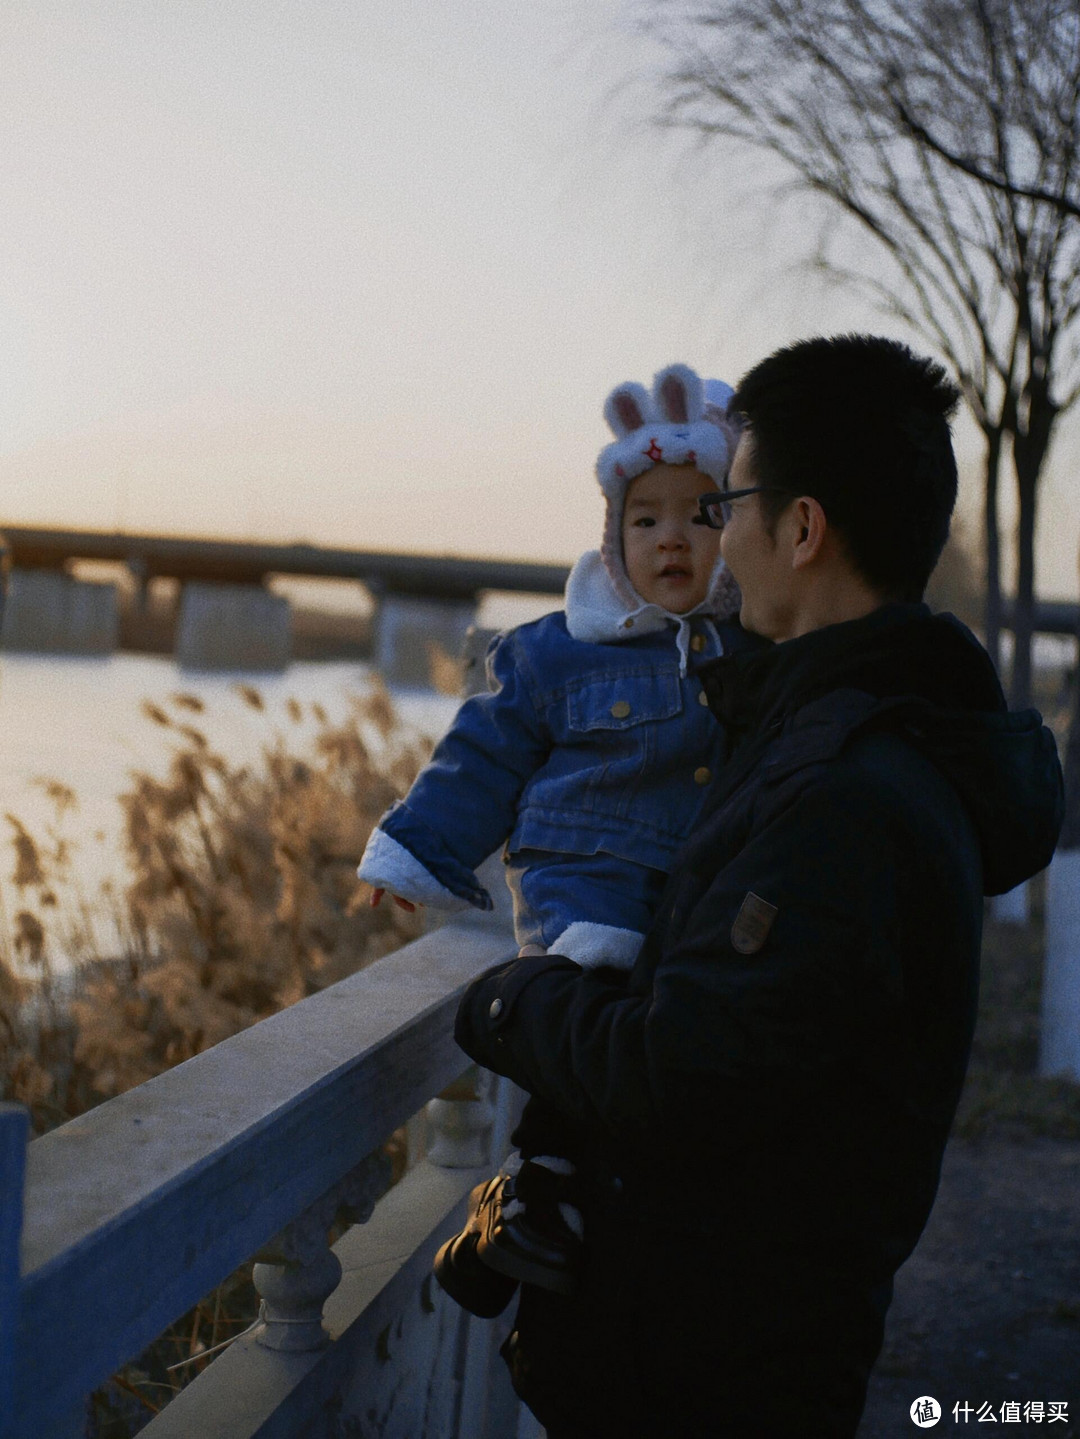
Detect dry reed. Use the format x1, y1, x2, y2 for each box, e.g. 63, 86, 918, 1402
0, 677, 427, 1128
0, 677, 430, 1434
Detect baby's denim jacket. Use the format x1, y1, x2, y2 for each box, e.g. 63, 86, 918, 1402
374, 610, 761, 910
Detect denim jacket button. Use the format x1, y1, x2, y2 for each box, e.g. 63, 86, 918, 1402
489, 998, 504, 1020
622, 618, 634, 629
691, 634, 706, 652
694, 766, 712, 785
698, 689, 710, 706
610, 700, 631, 719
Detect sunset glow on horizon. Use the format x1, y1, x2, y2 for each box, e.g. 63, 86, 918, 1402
1, 0, 1077, 594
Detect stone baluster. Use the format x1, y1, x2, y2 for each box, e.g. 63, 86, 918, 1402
252, 1149, 390, 1352
429, 1068, 528, 1439
426, 1065, 496, 1168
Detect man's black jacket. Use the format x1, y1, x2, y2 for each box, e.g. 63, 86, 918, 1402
455, 604, 1064, 1439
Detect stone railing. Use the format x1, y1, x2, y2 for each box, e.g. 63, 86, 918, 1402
1, 906, 543, 1439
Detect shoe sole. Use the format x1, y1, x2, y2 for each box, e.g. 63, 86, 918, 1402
477, 1226, 579, 1296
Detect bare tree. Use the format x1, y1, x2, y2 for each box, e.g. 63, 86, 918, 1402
646, 0, 1080, 705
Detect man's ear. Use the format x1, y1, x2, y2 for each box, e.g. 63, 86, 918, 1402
789, 497, 828, 570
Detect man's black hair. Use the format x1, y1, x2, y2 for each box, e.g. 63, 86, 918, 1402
729, 334, 962, 600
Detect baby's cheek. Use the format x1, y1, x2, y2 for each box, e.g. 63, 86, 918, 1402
696, 529, 723, 565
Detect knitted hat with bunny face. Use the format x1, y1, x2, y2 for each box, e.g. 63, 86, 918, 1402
596, 363, 740, 613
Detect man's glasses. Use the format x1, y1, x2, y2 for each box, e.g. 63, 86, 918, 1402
697, 487, 792, 529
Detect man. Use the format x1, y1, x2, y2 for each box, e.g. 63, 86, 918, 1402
453, 336, 1064, 1437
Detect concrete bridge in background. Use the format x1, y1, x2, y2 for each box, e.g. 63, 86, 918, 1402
0, 524, 1076, 681
0, 526, 571, 681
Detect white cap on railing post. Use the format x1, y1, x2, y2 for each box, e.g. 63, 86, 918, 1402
1041, 551, 1080, 1080
0, 1104, 29, 1439
427, 1067, 496, 1168
252, 1150, 389, 1353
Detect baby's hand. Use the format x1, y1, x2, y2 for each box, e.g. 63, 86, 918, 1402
369, 887, 421, 914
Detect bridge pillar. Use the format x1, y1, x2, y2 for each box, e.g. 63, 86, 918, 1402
372, 594, 476, 688
176, 582, 291, 672
0, 569, 119, 656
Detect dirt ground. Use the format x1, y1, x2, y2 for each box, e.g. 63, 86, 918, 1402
859, 1137, 1080, 1437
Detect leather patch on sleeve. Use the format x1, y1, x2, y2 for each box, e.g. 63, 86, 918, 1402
731, 891, 779, 954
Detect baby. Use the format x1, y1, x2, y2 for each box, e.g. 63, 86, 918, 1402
357, 364, 761, 1313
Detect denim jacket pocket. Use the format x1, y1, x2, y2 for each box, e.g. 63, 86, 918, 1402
566, 671, 682, 732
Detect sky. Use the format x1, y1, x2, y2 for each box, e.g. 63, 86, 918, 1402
0, 0, 1077, 598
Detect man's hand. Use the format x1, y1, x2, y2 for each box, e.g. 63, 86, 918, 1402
369, 887, 421, 914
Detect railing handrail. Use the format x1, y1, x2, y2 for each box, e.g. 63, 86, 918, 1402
14, 916, 514, 1437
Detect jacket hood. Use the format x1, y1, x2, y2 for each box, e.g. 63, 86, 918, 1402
702, 603, 1064, 896
903, 700, 1064, 894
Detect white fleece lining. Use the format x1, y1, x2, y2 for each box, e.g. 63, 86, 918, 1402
531, 1155, 576, 1175
564, 549, 729, 676
356, 828, 472, 911
548, 920, 644, 971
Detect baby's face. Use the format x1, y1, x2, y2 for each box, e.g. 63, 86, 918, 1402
621, 464, 722, 613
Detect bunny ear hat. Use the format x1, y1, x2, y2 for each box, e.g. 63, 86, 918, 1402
595, 363, 741, 616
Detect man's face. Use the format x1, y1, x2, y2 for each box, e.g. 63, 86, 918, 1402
622, 463, 722, 613
719, 435, 795, 640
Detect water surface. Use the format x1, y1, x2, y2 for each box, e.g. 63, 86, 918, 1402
0, 652, 458, 965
